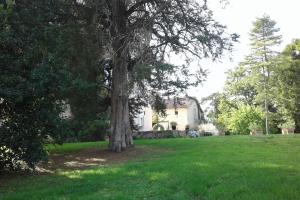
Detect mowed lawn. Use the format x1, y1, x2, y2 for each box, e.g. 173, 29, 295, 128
1, 135, 300, 200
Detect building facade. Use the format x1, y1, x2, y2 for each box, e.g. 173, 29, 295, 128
134, 97, 204, 131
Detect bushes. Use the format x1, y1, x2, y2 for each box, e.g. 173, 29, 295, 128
0, 103, 67, 170
64, 114, 110, 142
218, 103, 264, 135
79, 119, 109, 142
0, 2, 68, 170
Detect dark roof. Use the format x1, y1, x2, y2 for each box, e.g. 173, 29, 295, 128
188, 96, 204, 114
164, 97, 189, 109
163, 96, 205, 123
164, 97, 203, 113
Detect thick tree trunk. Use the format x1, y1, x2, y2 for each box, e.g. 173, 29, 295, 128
108, 0, 133, 152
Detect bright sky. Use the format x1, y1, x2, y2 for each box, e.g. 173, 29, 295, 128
184, 0, 300, 101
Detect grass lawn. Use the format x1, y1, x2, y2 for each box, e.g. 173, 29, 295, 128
1, 135, 300, 200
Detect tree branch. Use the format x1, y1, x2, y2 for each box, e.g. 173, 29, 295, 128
126, 0, 157, 16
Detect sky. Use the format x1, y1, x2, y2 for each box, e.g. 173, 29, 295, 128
183, 0, 300, 101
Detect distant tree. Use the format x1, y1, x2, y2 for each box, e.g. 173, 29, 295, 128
202, 93, 231, 134
272, 39, 300, 132
245, 15, 282, 134
224, 65, 257, 105
222, 15, 282, 134
205, 16, 300, 135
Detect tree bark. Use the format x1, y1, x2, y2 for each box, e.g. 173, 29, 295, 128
109, 0, 133, 152
294, 113, 300, 133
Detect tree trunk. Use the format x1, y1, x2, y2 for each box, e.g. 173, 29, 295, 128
108, 0, 133, 152
294, 113, 300, 133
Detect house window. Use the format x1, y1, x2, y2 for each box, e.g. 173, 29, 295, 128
171, 124, 176, 130
170, 122, 177, 130
140, 117, 144, 127
175, 110, 178, 115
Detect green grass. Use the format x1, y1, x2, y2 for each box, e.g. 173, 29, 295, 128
1, 135, 300, 200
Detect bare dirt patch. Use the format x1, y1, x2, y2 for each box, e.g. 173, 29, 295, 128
0, 146, 167, 186
37, 146, 161, 172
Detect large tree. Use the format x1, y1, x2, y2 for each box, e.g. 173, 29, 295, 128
0, 0, 238, 164
104, 0, 238, 152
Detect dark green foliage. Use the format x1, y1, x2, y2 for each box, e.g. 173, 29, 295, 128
79, 120, 109, 141
63, 20, 106, 134
0, 1, 70, 170
48, 1, 109, 136
0, 0, 114, 169
79, 118, 109, 142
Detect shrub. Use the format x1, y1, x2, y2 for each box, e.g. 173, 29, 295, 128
249, 122, 264, 135
0, 2, 69, 170
279, 119, 295, 129
79, 119, 109, 142
218, 103, 264, 135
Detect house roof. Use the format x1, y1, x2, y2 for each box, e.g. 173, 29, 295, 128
164, 98, 189, 109
164, 96, 203, 113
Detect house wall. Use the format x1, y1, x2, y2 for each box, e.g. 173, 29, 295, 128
159, 107, 188, 131
187, 100, 199, 129
134, 105, 153, 131
135, 98, 202, 132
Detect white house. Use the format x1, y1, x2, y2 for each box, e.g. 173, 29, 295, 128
133, 105, 153, 132
134, 96, 204, 131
